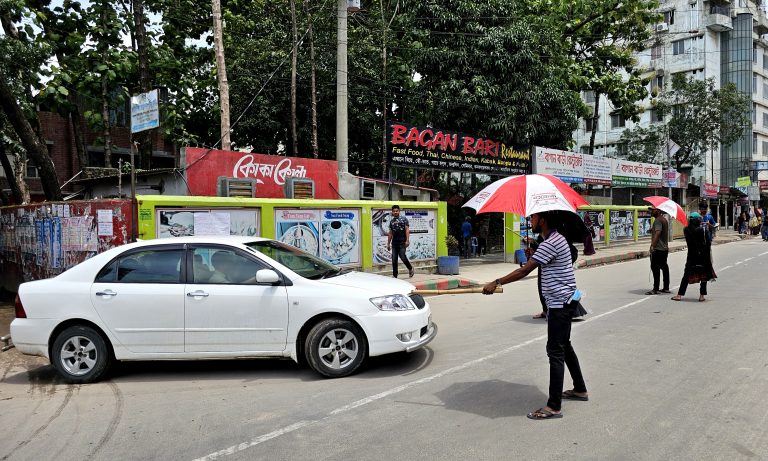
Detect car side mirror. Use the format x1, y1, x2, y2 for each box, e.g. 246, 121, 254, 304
255, 269, 280, 284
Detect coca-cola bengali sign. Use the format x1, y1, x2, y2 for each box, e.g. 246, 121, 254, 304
387, 121, 531, 176
613, 159, 663, 188
701, 183, 719, 198
184, 147, 339, 198
534, 147, 612, 185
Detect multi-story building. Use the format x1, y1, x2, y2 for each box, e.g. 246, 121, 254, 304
572, 0, 768, 190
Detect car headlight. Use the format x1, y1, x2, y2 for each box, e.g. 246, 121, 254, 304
370, 294, 416, 311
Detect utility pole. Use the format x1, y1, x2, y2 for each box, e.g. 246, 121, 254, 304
212, 0, 231, 151
133, 0, 153, 169
336, 0, 348, 174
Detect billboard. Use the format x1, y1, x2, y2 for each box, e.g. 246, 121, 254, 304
387, 121, 530, 176
130, 89, 159, 133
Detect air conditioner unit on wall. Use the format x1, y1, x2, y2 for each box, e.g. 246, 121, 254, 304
360, 179, 376, 200
656, 23, 669, 33
217, 177, 257, 198
284, 178, 315, 199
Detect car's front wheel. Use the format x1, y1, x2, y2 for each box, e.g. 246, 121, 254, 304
51, 325, 112, 384
305, 319, 367, 378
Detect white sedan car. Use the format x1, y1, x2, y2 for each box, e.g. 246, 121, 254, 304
10, 236, 436, 383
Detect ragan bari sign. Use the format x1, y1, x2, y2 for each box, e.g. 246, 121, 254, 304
183, 148, 339, 198
387, 121, 530, 176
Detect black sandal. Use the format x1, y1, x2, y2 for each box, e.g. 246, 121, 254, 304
527, 408, 563, 420
645, 290, 660, 295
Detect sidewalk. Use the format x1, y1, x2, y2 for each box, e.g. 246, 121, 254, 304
406, 229, 747, 291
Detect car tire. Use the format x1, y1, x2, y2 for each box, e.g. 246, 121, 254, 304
51, 325, 112, 384
305, 318, 367, 378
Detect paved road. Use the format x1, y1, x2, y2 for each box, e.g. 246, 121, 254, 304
1, 239, 767, 460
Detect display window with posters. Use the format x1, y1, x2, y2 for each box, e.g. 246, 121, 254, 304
274, 209, 362, 266
637, 210, 652, 238
372, 208, 437, 264
609, 210, 634, 241
579, 211, 605, 240
156, 209, 261, 238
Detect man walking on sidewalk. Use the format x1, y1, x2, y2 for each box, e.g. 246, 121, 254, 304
387, 205, 414, 278
646, 207, 670, 295
482, 211, 588, 419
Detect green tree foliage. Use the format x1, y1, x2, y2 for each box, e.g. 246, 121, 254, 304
620, 74, 750, 170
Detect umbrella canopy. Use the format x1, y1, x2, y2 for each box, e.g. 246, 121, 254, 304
463, 174, 589, 216
549, 210, 590, 244
643, 196, 688, 226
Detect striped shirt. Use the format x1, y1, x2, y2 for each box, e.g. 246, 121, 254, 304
531, 230, 577, 309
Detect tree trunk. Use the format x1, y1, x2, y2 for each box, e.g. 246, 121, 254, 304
70, 105, 88, 169
380, 0, 388, 179
290, 0, 299, 156
212, 0, 231, 151
99, 3, 113, 167
0, 77, 61, 201
133, 0, 153, 169
304, 0, 318, 158
588, 91, 601, 156
0, 119, 24, 204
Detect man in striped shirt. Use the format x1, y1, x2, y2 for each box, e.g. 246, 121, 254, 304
483, 211, 588, 420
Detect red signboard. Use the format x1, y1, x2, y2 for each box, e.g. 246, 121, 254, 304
719, 185, 731, 194
701, 183, 719, 198
760, 180, 768, 191
184, 148, 339, 199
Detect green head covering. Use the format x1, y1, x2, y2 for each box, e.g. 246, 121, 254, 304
689, 212, 701, 220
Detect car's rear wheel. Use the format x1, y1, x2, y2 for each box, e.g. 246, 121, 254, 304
305, 319, 367, 378
51, 325, 112, 384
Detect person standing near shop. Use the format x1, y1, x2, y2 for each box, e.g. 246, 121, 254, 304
646, 207, 670, 295
698, 201, 717, 243
483, 211, 588, 419
461, 217, 473, 258
387, 205, 414, 278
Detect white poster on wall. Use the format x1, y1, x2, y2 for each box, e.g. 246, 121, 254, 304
372, 208, 436, 264
320, 209, 361, 265
158, 209, 261, 238
275, 209, 321, 257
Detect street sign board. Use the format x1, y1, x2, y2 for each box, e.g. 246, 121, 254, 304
735, 176, 752, 187
131, 89, 159, 133
701, 183, 719, 198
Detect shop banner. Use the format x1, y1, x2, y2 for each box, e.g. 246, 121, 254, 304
609, 210, 634, 241
736, 176, 752, 187
613, 160, 663, 188
534, 147, 583, 183
701, 183, 719, 199
184, 147, 339, 199
719, 185, 731, 194
320, 210, 361, 265
387, 121, 531, 176
748, 186, 760, 201
583, 155, 613, 185
372, 208, 436, 264
662, 169, 688, 188
760, 180, 768, 191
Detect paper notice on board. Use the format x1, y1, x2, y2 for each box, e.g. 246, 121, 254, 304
96, 209, 113, 236
194, 212, 231, 236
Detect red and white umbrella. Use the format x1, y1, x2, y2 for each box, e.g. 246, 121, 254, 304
463, 174, 589, 216
643, 196, 688, 226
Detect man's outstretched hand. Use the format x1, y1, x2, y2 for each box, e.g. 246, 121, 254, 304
482, 280, 498, 295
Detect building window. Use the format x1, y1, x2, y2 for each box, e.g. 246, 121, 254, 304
672, 39, 687, 56
584, 116, 596, 132
611, 113, 626, 128
754, 133, 758, 153
754, 74, 758, 94
584, 90, 596, 103
764, 52, 768, 70
651, 45, 662, 60
762, 112, 768, 128
650, 108, 662, 123
755, 44, 758, 63
650, 75, 664, 93
754, 103, 758, 124
581, 146, 591, 156
763, 141, 768, 157
664, 10, 675, 25
25, 159, 39, 178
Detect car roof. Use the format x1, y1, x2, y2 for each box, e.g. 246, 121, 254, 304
133, 235, 271, 247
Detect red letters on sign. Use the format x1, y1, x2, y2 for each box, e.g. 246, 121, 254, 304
463, 136, 475, 154
391, 124, 407, 144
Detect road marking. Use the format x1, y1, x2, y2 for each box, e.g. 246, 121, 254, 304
719, 265, 733, 271
744, 257, 754, 262
192, 296, 654, 460
760, 251, 768, 256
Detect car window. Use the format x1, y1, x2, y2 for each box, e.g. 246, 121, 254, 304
96, 249, 183, 284
192, 247, 267, 285
247, 240, 339, 280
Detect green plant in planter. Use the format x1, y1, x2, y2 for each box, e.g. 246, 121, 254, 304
445, 234, 460, 255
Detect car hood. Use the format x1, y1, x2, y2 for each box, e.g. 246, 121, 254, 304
317, 271, 414, 295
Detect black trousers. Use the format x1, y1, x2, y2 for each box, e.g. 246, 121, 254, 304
546, 305, 587, 412
391, 242, 412, 277
677, 273, 708, 296
537, 268, 547, 313
650, 250, 670, 291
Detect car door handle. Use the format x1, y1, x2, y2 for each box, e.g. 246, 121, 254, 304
187, 291, 209, 298
95, 290, 117, 297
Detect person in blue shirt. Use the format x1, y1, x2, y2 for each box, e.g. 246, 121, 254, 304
461, 217, 473, 258
761, 205, 768, 241
698, 201, 717, 243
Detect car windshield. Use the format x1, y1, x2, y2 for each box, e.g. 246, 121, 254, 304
246, 240, 341, 280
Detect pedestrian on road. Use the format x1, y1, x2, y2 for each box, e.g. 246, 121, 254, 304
672, 212, 717, 302
698, 202, 717, 243
738, 212, 747, 235
461, 217, 473, 258
483, 211, 588, 419
646, 207, 670, 295
761, 205, 768, 241
387, 205, 414, 278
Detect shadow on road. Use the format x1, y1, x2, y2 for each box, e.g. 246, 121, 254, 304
434, 379, 547, 418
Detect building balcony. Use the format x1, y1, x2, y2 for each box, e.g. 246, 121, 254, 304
706, 10, 733, 31
755, 9, 768, 35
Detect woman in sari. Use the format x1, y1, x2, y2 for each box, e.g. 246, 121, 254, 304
671, 212, 717, 302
